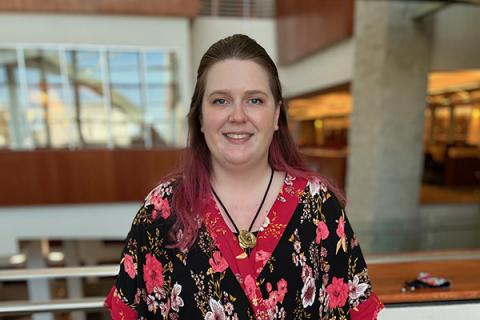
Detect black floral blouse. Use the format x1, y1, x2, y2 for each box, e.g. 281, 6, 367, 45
105, 174, 383, 319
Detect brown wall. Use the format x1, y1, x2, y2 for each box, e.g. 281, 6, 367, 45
0, 149, 184, 205
0, 0, 198, 17
276, 0, 354, 65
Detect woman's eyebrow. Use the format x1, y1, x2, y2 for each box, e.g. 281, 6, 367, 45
207, 90, 268, 98
207, 90, 230, 98
244, 90, 268, 96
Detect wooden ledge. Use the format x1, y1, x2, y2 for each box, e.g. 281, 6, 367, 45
368, 259, 480, 304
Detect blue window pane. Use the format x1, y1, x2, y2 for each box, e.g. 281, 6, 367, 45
145, 52, 168, 67
66, 50, 107, 147
111, 86, 142, 107
25, 69, 40, 85
108, 52, 140, 84
69, 51, 103, 82
147, 86, 169, 102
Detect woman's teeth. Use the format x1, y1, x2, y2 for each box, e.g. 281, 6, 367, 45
225, 133, 250, 139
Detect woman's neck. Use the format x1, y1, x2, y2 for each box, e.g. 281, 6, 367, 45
210, 161, 272, 193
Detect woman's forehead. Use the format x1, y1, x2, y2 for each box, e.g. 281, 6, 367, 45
204, 59, 271, 95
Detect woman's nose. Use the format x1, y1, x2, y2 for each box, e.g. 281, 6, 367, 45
228, 102, 247, 122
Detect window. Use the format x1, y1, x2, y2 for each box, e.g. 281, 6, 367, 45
0, 49, 17, 148
0, 45, 179, 149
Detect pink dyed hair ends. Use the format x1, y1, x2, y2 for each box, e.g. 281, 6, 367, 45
164, 34, 345, 250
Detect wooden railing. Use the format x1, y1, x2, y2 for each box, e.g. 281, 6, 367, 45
369, 254, 480, 304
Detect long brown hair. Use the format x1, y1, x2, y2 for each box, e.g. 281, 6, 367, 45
166, 34, 345, 250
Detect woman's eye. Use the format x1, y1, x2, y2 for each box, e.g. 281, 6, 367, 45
212, 98, 227, 105
249, 97, 263, 105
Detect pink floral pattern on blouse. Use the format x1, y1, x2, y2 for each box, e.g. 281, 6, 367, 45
105, 175, 383, 319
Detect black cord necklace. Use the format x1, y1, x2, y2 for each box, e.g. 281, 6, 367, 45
211, 167, 274, 251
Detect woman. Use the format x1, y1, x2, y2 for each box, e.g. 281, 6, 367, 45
105, 34, 383, 319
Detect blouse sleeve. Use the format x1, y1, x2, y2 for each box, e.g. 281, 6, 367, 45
104, 204, 150, 320
320, 190, 384, 320
105, 181, 174, 320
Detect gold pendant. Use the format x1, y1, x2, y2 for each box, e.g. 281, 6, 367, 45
238, 230, 257, 249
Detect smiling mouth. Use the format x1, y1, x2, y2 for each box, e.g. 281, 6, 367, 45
223, 133, 252, 139
222, 133, 253, 143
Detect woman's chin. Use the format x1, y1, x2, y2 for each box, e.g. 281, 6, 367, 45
225, 155, 272, 170
219, 153, 260, 169
224, 156, 252, 167
212, 149, 268, 169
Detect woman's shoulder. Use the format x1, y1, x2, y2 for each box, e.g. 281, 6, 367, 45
142, 177, 179, 221
303, 175, 346, 218
281, 172, 339, 205
126, 177, 179, 230
145, 177, 177, 203
305, 176, 334, 201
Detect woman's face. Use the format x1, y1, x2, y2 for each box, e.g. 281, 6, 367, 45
201, 59, 280, 171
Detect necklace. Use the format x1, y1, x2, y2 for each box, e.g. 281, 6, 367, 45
211, 167, 274, 251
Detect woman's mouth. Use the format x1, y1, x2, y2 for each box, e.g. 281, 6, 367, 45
223, 132, 253, 143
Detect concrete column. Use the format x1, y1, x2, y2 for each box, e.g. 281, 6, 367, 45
347, 1, 433, 253
25, 240, 53, 320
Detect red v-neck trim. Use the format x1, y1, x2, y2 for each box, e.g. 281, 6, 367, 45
203, 174, 307, 318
